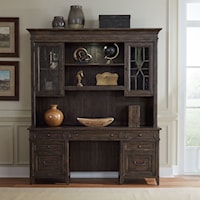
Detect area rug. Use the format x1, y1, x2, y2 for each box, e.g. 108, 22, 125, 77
0, 187, 200, 200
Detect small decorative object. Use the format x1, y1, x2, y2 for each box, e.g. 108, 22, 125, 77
77, 117, 114, 127
67, 5, 85, 29
135, 47, 143, 69
128, 105, 140, 128
76, 70, 84, 87
44, 79, 53, 91
103, 43, 119, 64
52, 16, 65, 29
44, 104, 64, 127
96, 72, 118, 85
73, 47, 92, 62
99, 15, 130, 28
49, 51, 58, 69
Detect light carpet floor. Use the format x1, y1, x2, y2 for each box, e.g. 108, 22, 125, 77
0, 187, 200, 200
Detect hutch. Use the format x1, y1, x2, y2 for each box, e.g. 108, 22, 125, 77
27, 28, 161, 185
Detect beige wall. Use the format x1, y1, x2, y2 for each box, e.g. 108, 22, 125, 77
0, 0, 178, 177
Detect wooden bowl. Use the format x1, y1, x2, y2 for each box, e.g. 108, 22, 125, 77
77, 117, 114, 127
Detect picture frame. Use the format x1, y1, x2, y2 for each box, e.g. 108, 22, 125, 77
0, 61, 19, 100
0, 17, 19, 57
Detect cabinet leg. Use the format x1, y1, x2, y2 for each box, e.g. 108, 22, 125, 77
119, 177, 124, 184
156, 177, 159, 185
30, 177, 35, 184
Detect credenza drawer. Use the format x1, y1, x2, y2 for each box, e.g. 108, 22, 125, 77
123, 142, 155, 152
124, 154, 154, 173
32, 131, 64, 140
68, 131, 119, 140
35, 154, 65, 177
120, 131, 156, 140
34, 142, 64, 154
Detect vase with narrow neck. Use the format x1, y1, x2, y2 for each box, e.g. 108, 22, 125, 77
44, 104, 64, 127
68, 5, 85, 29
52, 16, 65, 29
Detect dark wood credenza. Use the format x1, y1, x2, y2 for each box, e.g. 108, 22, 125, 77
27, 28, 161, 185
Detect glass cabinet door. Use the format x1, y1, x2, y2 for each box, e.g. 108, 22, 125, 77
34, 43, 64, 96
124, 43, 153, 96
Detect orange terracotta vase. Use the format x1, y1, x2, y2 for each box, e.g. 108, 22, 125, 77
44, 104, 64, 127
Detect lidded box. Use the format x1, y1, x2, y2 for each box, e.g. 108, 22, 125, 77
99, 15, 130, 28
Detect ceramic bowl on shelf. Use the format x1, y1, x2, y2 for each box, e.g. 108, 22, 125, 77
77, 117, 114, 127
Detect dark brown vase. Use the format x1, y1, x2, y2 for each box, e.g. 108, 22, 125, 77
52, 16, 65, 29
44, 104, 64, 127
67, 5, 85, 29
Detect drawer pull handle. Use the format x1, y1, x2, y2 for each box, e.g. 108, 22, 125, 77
75, 134, 79, 137
47, 145, 51, 149
43, 161, 46, 165
133, 161, 145, 166
110, 134, 114, 137
47, 134, 51, 137
138, 145, 142, 149
138, 133, 143, 137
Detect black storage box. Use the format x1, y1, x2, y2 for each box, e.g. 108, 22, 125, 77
99, 15, 130, 28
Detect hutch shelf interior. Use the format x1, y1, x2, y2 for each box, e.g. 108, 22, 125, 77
27, 28, 161, 185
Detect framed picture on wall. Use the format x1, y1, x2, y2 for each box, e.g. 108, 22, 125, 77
0, 17, 19, 57
0, 61, 19, 100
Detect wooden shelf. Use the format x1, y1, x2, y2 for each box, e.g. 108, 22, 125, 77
64, 85, 125, 91
65, 63, 124, 67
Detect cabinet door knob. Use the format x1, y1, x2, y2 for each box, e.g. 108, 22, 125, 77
47, 134, 51, 137
138, 145, 142, 149
110, 133, 114, 137
138, 133, 143, 137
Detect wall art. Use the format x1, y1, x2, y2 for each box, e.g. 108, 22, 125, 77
0, 17, 19, 57
0, 61, 19, 100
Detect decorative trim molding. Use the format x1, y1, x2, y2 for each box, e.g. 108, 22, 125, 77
16, 125, 29, 165
0, 110, 31, 121
0, 166, 29, 178
0, 125, 14, 165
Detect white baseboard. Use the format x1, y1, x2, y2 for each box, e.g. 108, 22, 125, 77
160, 167, 176, 177
70, 171, 119, 178
0, 166, 29, 177
0, 166, 178, 178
